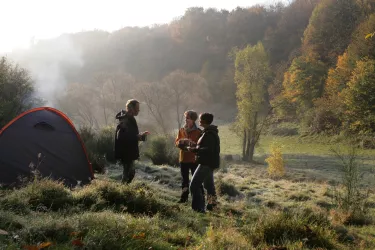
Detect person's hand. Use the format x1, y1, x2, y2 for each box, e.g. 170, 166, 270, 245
188, 140, 197, 147
186, 146, 196, 152
179, 138, 189, 144
138, 131, 150, 141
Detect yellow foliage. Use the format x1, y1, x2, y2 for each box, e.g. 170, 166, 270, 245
325, 52, 352, 96
329, 209, 351, 225
265, 143, 285, 178
365, 32, 374, 39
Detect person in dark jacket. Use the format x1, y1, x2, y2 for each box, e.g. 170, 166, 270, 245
188, 112, 220, 213
114, 99, 149, 184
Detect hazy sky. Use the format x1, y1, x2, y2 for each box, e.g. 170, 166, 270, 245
0, 0, 280, 53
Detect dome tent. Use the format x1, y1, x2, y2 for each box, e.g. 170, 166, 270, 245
0, 107, 94, 187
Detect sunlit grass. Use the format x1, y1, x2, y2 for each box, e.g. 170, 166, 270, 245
1, 122, 375, 249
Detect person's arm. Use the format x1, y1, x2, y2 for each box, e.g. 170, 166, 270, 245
118, 123, 139, 142
191, 133, 215, 153
176, 129, 191, 150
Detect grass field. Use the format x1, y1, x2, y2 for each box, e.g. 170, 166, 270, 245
218, 123, 375, 156
219, 123, 375, 185
1, 123, 375, 249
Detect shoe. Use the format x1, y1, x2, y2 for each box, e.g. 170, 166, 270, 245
206, 195, 218, 211
206, 203, 217, 211
193, 208, 206, 213
178, 187, 189, 203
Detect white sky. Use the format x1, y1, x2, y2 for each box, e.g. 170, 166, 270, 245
0, 0, 280, 53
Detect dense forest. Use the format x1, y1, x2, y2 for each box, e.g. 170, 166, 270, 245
1, 0, 375, 138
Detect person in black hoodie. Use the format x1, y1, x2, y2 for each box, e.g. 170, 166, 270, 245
114, 99, 149, 184
188, 112, 220, 213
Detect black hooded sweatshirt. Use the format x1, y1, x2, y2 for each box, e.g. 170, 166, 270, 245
194, 125, 220, 168
114, 110, 140, 162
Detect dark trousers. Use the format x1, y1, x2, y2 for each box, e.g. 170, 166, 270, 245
120, 160, 135, 184
189, 164, 216, 212
180, 162, 198, 188
179, 162, 199, 202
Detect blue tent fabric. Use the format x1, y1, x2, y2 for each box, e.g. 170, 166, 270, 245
0, 107, 93, 187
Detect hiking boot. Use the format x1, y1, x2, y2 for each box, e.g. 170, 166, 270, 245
206, 203, 217, 211
177, 187, 189, 203
206, 195, 218, 211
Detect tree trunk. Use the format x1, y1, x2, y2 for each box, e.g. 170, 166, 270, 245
248, 140, 256, 162
245, 129, 251, 161
242, 129, 247, 160
249, 112, 258, 162
244, 112, 258, 162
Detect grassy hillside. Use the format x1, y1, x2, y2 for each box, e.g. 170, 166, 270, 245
1, 124, 375, 249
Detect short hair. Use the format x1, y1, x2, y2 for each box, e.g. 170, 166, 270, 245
200, 113, 214, 125
184, 110, 198, 121
126, 99, 139, 111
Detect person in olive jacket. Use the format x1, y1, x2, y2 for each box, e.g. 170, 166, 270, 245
188, 112, 220, 213
114, 99, 149, 184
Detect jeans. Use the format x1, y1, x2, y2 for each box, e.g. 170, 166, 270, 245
189, 164, 216, 212
120, 160, 135, 184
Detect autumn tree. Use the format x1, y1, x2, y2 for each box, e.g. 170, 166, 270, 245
264, 0, 319, 65
234, 42, 271, 162
308, 53, 353, 133
282, 52, 327, 116
0, 57, 43, 128
302, 0, 362, 66
342, 59, 375, 134
311, 14, 375, 133
347, 14, 375, 61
